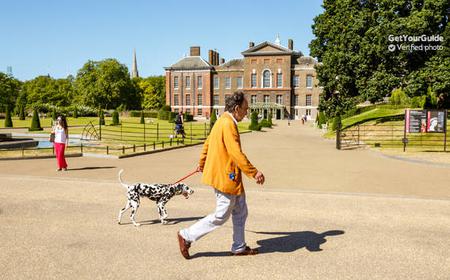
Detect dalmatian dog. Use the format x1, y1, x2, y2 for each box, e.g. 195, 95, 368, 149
117, 169, 194, 226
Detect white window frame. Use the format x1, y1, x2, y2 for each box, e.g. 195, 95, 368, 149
186, 94, 191, 106
237, 76, 243, 89
251, 73, 257, 88
185, 76, 191, 89
306, 94, 312, 106
197, 76, 202, 89
214, 76, 219, 89
213, 95, 219, 106
264, 95, 270, 104
276, 95, 283, 105
174, 94, 179, 106
262, 69, 272, 88
197, 94, 203, 106
293, 75, 299, 88
225, 77, 231, 89
306, 75, 313, 88
174, 76, 179, 89
277, 73, 282, 88
251, 95, 257, 104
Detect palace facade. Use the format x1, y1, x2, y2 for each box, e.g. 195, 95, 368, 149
164, 38, 321, 120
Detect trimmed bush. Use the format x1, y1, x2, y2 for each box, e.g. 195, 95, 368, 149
331, 115, 342, 131
168, 112, 177, 123
140, 111, 145, 124
18, 105, 26, 120
183, 112, 194, 122
260, 119, 272, 128
4, 107, 13, 127
29, 108, 43, 131
317, 111, 327, 128
268, 112, 273, 126
158, 109, 169, 120
210, 111, 217, 129
130, 110, 158, 118
248, 111, 261, 131
99, 109, 105, 125
112, 110, 120, 125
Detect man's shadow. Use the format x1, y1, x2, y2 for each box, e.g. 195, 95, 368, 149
190, 230, 344, 258
255, 230, 345, 253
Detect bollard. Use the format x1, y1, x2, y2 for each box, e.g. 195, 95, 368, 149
107, 146, 109, 155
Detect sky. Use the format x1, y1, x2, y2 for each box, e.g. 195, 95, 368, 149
1, 0, 324, 81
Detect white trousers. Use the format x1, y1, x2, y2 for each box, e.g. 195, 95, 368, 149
180, 189, 248, 253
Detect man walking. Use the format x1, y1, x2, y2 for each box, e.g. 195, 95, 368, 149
177, 91, 265, 259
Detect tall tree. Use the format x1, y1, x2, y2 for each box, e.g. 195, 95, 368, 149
75, 59, 140, 110
137, 76, 165, 110
0, 72, 21, 111
310, 0, 450, 117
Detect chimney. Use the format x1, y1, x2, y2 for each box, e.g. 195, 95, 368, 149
190, 46, 200, 56
249, 42, 255, 48
208, 50, 214, 64
215, 52, 219, 66
220, 58, 225, 64
288, 39, 293, 50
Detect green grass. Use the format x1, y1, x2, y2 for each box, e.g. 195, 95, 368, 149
342, 107, 405, 129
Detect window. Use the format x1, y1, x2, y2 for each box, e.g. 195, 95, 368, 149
276, 95, 283, 105
225, 77, 231, 89
251, 95, 257, 104
306, 75, 313, 88
186, 94, 190, 106
174, 77, 179, 89
213, 95, 219, 106
263, 70, 271, 88
197, 94, 202, 106
174, 94, 179, 106
306, 109, 311, 116
237, 76, 243, 89
277, 73, 282, 88
293, 75, 299, 87
264, 95, 270, 104
197, 108, 202, 115
214, 76, 219, 89
186, 76, 190, 88
251, 74, 257, 88
197, 76, 202, 89
294, 95, 299, 106
306, 94, 312, 106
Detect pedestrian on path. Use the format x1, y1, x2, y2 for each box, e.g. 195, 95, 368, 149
52, 116, 69, 171
177, 91, 265, 259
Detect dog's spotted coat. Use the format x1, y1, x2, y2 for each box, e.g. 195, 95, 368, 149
117, 169, 194, 226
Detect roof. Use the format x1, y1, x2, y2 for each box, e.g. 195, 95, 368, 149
215, 59, 244, 70
164, 56, 213, 70
241, 41, 303, 56
293, 56, 319, 67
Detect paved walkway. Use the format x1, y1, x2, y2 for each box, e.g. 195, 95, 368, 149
1, 121, 449, 279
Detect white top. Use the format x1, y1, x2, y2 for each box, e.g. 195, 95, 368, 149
226, 112, 238, 125
54, 127, 67, 144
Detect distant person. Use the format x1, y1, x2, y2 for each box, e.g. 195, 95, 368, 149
177, 91, 265, 259
301, 114, 305, 124
52, 116, 69, 171
174, 112, 186, 138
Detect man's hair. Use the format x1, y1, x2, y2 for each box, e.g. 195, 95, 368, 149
225, 91, 246, 112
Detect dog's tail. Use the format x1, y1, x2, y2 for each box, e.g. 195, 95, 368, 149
118, 169, 128, 188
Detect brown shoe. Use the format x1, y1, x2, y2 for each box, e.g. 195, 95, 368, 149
177, 232, 191, 259
231, 246, 258, 256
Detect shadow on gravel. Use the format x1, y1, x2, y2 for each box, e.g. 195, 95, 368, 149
255, 230, 345, 253
67, 166, 116, 171
190, 230, 345, 259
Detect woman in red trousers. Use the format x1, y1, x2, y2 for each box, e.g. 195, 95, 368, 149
53, 116, 69, 171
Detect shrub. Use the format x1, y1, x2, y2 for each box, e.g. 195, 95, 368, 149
210, 111, 217, 129
422, 87, 438, 109
183, 112, 194, 122
331, 115, 342, 131
130, 110, 158, 118
4, 107, 13, 128
73, 107, 78, 118
410, 96, 423, 108
18, 105, 26, 120
140, 111, 145, 124
248, 111, 261, 131
267, 112, 273, 126
99, 109, 105, 125
260, 119, 272, 128
112, 110, 120, 125
51, 109, 57, 120
390, 88, 409, 106
29, 108, 43, 131
158, 109, 169, 120
168, 112, 177, 123
317, 111, 327, 128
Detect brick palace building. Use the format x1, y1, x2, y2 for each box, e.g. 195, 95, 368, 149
164, 37, 321, 121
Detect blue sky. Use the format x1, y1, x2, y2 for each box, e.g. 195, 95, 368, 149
1, 0, 324, 81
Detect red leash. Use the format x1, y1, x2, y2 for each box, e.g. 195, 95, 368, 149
171, 170, 199, 185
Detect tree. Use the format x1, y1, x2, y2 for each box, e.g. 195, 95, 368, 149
4, 106, 13, 127
0, 72, 21, 112
22, 76, 74, 110
310, 0, 450, 116
138, 76, 165, 110
18, 104, 26, 120
75, 59, 139, 110
390, 88, 409, 106
30, 108, 42, 131
99, 109, 105, 125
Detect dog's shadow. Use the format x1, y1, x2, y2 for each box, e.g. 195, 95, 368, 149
190, 230, 345, 258
119, 216, 204, 226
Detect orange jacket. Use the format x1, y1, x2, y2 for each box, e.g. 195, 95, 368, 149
199, 113, 258, 195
